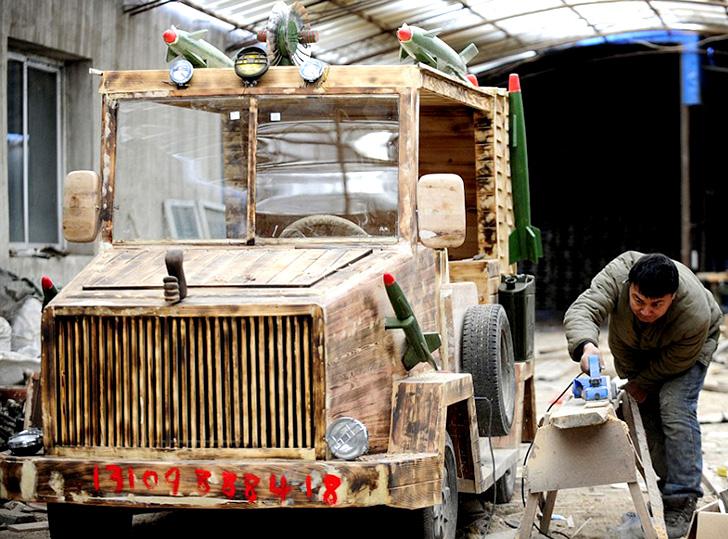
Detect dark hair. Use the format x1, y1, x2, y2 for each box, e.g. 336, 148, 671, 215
628, 253, 679, 298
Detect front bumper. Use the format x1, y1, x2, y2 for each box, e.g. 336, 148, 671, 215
0, 452, 439, 510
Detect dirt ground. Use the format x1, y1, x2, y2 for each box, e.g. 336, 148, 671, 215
2, 324, 727, 538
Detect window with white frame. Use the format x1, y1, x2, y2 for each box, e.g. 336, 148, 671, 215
6, 52, 62, 248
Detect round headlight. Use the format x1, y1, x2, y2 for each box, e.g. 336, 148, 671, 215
325, 417, 368, 460
169, 59, 194, 87
8, 428, 43, 456
235, 46, 270, 83
299, 59, 326, 83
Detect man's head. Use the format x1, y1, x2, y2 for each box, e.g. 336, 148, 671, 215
627, 253, 679, 323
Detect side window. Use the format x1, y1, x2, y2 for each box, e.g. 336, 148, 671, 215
6, 53, 62, 249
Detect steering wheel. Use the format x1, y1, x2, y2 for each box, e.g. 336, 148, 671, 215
279, 214, 368, 238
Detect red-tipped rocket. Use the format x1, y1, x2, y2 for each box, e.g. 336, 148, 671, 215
41, 275, 59, 308
508, 73, 543, 264
383, 273, 441, 370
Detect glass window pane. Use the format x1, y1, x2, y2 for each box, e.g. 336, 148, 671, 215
255, 96, 399, 239
7, 60, 24, 243
27, 66, 58, 244
114, 98, 248, 241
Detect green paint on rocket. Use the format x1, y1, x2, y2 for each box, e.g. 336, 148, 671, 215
162, 26, 233, 68
383, 273, 441, 371
507, 74, 543, 264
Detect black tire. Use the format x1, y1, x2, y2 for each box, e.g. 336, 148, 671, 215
461, 304, 516, 437
404, 433, 458, 539
484, 461, 517, 504
48, 503, 133, 539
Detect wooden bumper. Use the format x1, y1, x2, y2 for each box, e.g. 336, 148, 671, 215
0, 452, 440, 510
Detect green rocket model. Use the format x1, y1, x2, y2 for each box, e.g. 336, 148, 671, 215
397, 23, 479, 86
508, 73, 543, 264
162, 26, 233, 68
383, 273, 441, 371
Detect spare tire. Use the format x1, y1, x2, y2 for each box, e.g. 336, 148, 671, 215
461, 304, 515, 437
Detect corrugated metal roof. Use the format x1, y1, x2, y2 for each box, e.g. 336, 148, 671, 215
167, 0, 728, 71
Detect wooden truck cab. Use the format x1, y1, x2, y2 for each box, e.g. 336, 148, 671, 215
0, 64, 529, 537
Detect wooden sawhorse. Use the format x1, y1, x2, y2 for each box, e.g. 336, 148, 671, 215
517, 394, 667, 539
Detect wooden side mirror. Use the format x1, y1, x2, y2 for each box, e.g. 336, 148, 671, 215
417, 173, 466, 249
63, 170, 101, 243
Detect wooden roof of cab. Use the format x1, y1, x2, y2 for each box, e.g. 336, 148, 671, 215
99, 64, 506, 111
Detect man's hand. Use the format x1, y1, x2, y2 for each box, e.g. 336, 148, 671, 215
624, 381, 648, 404
580, 342, 604, 374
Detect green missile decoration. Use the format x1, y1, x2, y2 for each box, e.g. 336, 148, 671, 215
162, 26, 233, 68
397, 23, 479, 86
41, 275, 59, 308
508, 73, 543, 264
383, 273, 441, 371
257, 1, 319, 66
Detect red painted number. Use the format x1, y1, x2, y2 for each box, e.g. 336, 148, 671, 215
322, 474, 341, 506
305, 475, 313, 499
142, 470, 159, 489
222, 471, 237, 499
106, 464, 124, 493
93, 465, 100, 491
127, 467, 136, 489
243, 473, 260, 503
195, 469, 212, 495
269, 474, 293, 503
165, 467, 181, 496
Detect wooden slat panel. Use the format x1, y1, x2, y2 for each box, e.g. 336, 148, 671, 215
303, 317, 312, 446
222, 317, 233, 448
248, 316, 259, 447
130, 318, 139, 447
231, 318, 241, 446
97, 318, 106, 446
258, 317, 267, 446
286, 316, 294, 448
154, 318, 162, 447
293, 317, 302, 447
57, 322, 67, 445
189, 318, 198, 448
180, 318, 189, 447
50, 314, 316, 451
197, 318, 207, 449
171, 318, 179, 447
139, 318, 147, 448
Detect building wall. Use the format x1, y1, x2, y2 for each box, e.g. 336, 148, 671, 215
0, 0, 241, 285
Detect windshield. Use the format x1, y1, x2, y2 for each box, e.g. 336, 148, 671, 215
255, 96, 399, 239
114, 97, 248, 241
112, 95, 398, 242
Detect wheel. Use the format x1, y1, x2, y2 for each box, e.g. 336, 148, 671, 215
483, 461, 517, 504
279, 214, 368, 238
461, 304, 516, 437
48, 503, 133, 539
402, 433, 458, 539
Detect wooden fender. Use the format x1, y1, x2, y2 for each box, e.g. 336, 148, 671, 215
389, 372, 485, 493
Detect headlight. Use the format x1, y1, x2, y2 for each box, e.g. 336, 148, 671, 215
169, 59, 194, 87
8, 428, 43, 456
325, 417, 368, 460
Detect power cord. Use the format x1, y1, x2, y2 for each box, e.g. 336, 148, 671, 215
473, 395, 496, 535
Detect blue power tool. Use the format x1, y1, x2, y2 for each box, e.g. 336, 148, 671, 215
572, 355, 610, 401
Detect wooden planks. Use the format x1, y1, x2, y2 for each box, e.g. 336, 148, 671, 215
81, 247, 372, 289
0, 451, 439, 510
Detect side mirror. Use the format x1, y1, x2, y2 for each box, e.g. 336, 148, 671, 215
417, 173, 466, 249
63, 170, 101, 243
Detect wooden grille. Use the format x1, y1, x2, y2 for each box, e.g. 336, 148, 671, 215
50, 315, 316, 450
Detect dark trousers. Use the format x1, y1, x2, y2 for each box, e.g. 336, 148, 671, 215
638, 361, 708, 501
